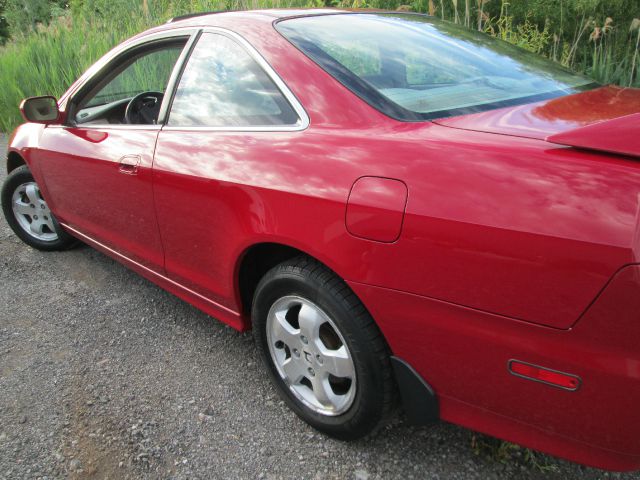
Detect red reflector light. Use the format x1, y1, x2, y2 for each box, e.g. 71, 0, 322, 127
508, 360, 581, 391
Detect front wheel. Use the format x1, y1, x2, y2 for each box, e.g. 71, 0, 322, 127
1, 165, 76, 251
252, 256, 395, 439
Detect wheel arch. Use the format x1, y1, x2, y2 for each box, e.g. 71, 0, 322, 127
235, 241, 367, 326
6, 151, 26, 174
236, 242, 311, 318
236, 242, 439, 425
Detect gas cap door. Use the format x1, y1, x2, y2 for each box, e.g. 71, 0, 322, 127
346, 176, 408, 243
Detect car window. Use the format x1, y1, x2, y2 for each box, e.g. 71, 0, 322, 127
405, 52, 457, 86
85, 46, 183, 108
277, 13, 596, 120
168, 33, 299, 127
321, 41, 380, 78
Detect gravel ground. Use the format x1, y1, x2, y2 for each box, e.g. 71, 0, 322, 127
1, 133, 639, 480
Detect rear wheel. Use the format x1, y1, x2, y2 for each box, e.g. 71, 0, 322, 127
252, 256, 395, 439
1, 165, 76, 251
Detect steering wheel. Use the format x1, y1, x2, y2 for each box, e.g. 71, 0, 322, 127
124, 91, 164, 125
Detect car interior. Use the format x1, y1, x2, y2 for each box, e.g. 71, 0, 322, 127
70, 40, 187, 126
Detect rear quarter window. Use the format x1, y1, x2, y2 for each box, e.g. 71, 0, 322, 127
168, 33, 299, 128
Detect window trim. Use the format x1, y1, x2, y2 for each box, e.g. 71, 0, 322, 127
161, 27, 309, 133
156, 31, 200, 125
62, 27, 199, 130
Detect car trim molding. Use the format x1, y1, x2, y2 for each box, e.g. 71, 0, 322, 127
59, 222, 241, 318
161, 26, 310, 133
60, 26, 199, 114
156, 29, 202, 126
48, 124, 162, 131
58, 26, 309, 133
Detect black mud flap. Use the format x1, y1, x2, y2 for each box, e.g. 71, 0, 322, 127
390, 356, 439, 425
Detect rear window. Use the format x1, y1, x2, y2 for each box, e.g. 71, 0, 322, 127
276, 13, 595, 121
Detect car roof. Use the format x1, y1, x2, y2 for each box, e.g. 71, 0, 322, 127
126, 8, 360, 41
129, 9, 416, 49
167, 8, 349, 25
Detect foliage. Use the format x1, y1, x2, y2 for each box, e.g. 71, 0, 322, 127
470, 433, 559, 473
0, 0, 639, 132
0, 11, 150, 132
487, 0, 640, 87
3, 0, 68, 37
0, 0, 10, 45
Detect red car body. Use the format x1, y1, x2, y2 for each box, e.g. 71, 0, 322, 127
5, 9, 640, 471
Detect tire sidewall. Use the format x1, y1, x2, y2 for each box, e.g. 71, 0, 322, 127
1, 166, 73, 251
252, 266, 387, 438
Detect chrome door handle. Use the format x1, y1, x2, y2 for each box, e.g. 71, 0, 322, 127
118, 155, 141, 175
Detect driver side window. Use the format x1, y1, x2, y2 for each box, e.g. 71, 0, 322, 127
74, 40, 186, 126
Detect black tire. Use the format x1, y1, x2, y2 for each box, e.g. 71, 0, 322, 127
252, 256, 395, 440
1, 165, 77, 251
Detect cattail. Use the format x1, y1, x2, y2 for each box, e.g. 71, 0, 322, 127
603, 17, 613, 35
429, 0, 437, 16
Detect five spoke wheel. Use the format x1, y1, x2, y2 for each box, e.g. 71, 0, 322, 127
11, 182, 58, 241
2, 165, 76, 250
253, 256, 395, 439
267, 296, 356, 416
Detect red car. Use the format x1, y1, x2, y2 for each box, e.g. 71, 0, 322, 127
2, 9, 640, 471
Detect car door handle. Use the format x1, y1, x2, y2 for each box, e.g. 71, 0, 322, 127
118, 155, 141, 175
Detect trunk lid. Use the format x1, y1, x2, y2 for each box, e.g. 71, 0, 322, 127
433, 85, 640, 157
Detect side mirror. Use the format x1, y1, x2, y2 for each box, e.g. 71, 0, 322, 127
20, 96, 60, 124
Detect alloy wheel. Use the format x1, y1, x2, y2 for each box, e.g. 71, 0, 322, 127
266, 295, 357, 416
11, 182, 58, 242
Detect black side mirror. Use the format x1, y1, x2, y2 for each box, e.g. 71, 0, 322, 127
20, 96, 60, 124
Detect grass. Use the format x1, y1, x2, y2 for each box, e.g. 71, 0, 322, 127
470, 433, 560, 473
0, 15, 152, 132
0, 0, 316, 132
0, 0, 639, 133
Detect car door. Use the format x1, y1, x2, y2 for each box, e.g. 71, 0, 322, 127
33, 31, 193, 271
152, 30, 308, 307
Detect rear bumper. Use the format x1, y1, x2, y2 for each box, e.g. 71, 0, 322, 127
348, 264, 640, 472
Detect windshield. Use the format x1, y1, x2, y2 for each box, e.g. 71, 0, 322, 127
276, 13, 596, 120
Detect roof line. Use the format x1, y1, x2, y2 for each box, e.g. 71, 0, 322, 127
166, 9, 281, 23
167, 11, 231, 23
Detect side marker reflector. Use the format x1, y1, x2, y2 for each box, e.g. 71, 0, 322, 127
508, 360, 581, 391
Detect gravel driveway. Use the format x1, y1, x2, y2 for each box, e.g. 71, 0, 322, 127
1, 133, 638, 480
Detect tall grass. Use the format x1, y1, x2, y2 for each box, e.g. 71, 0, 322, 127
0, 0, 316, 132
0, 0, 639, 133
0, 15, 153, 132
